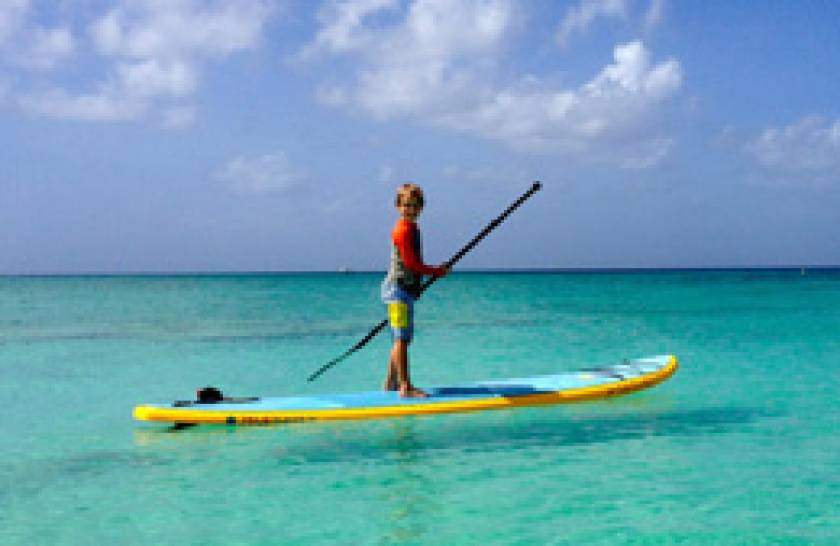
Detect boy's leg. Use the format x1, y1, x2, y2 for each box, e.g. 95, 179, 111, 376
384, 295, 409, 391
383, 288, 425, 397
384, 352, 398, 390
392, 339, 427, 398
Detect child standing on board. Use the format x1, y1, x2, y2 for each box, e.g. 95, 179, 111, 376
382, 183, 449, 398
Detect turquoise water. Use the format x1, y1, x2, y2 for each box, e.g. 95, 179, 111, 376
1, 271, 838, 545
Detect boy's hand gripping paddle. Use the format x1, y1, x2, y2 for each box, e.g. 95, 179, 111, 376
306, 181, 543, 382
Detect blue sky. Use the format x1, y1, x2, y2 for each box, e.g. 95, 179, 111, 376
2, 0, 839, 274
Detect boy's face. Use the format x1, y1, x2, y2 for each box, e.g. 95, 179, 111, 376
397, 198, 423, 221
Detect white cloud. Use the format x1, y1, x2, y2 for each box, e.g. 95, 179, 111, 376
746, 116, 840, 185
21, 57, 196, 123
305, 0, 682, 169
585, 40, 681, 101
311, 0, 513, 118
91, 1, 271, 59
556, 0, 627, 46
19, 1, 272, 125
19, 88, 145, 121
0, 0, 74, 70
25, 27, 74, 69
302, 0, 399, 58
438, 41, 681, 159
116, 58, 196, 98
217, 151, 307, 195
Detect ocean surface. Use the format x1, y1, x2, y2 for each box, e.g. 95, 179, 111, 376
1, 270, 838, 545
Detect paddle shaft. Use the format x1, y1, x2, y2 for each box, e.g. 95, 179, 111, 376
306, 181, 542, 382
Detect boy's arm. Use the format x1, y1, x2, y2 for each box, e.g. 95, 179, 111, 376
393, 223, 447, 277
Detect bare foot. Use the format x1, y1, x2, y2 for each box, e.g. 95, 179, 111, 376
399, 386, 429, 398
383, 379, 398, 391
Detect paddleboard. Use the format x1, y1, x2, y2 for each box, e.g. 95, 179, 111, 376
133, 354, 677, 426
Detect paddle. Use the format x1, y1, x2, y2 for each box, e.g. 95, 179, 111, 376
306, 181, 543, 382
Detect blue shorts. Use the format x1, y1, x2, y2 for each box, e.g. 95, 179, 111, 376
381, 281, 415, 342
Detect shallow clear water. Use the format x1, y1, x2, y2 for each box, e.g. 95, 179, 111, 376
1, 271, 838, 545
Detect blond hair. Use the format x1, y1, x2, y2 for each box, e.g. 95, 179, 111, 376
395, 183, 425, 208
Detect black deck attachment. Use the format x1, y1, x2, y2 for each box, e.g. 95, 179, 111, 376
197, 386, 224, 403
172, 386, 260, 408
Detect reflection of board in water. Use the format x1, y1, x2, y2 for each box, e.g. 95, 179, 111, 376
134, 354, 677, 426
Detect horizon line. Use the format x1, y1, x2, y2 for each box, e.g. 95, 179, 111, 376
2, 265, 839, 278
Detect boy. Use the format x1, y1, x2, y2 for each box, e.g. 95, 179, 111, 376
382, 183, 449, 398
